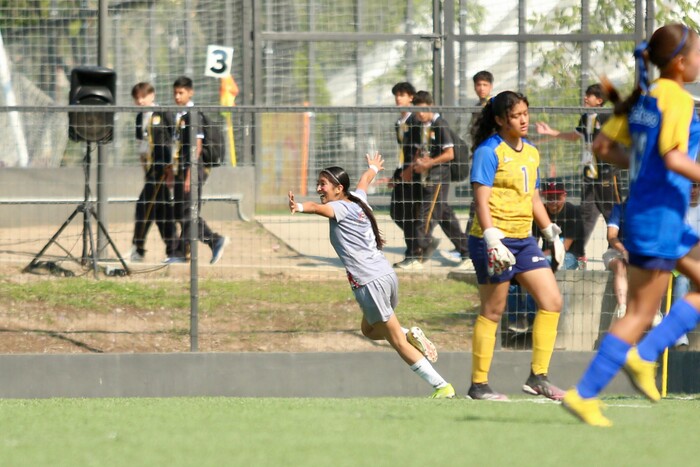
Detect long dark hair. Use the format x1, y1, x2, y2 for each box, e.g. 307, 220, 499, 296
470, 91, 529, 149
320, 166, 385, 250
605, 23, 697, 116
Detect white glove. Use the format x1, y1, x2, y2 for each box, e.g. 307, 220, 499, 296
542, 223, 565, 269
483, 228, 516, 276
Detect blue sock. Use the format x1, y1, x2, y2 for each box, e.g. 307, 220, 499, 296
637, 299, 700, 362
576, 334, 631, 399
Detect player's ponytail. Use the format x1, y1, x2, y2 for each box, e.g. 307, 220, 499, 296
471, 91, 529, 149
605, 23, 696, 117
320, 167, 385, 250
470, 98, 496, 149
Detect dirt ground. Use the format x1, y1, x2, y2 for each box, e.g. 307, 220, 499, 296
0, 219, 473, 354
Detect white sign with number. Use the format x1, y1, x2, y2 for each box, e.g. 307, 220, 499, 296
205, 45, 234, 78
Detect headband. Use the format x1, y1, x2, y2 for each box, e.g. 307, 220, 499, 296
320, 169, 342, 187
668, 26, 689, 62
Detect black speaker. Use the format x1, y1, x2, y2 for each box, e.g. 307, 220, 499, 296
68, 66, 117, 143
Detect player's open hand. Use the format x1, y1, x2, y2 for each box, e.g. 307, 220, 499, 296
288, 191, 298, 214
535, 122, 556, 136
366, 152, 384, 172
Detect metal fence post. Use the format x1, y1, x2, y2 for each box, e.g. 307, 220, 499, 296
189, 110, 200, 352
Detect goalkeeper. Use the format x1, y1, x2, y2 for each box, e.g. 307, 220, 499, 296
466, 91, 565, 401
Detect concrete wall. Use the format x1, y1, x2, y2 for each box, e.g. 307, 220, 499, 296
0, 166, 255, 227
1, 351, 695, 399
0, 351, 645, 399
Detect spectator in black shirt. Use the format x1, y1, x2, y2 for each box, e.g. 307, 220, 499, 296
534, 181, 585, 270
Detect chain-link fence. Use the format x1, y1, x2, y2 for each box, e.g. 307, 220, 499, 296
1, 1, 700, 352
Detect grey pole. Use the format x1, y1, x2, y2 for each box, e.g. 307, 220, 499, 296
189, 111, 200, 352
96, 0, 108, 258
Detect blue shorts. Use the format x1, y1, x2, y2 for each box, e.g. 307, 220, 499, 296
468, 235, 550, 284
627, 253, 677, 271
627, 223, 699, 270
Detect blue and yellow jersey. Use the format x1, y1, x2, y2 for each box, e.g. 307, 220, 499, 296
469, 133, 540, 238
602, 78, 700, 258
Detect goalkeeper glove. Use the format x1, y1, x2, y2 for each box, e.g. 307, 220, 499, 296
483, 227, 516, 276
542, 223, 565, 270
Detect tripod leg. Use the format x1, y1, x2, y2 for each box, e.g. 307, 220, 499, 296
91, 208, 131, 275
24, 206, 82, 273
83, 207, 99, 277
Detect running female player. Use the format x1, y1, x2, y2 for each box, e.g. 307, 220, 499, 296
563, 23, 700, 427
288, 152, 455, 398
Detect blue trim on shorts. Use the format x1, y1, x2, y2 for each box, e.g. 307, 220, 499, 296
627, 253, 676, 271
468, 235, 550, 284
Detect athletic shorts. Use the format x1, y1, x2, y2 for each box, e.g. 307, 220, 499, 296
468, 235, 550, 285
353, 272, 398, 325
627, 253, 676, 272
627, 224, 700, 271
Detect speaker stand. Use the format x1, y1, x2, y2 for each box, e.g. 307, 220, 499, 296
24, 143, 130, 277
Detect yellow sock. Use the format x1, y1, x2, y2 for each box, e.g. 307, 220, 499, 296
472, 315, 498, 384
531, 309, 560, 375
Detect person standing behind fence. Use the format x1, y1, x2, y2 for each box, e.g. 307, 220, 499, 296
442, 71, 494, 266
534, 180, 585, 270
409, 91, 469, 267
467, 91, 565, 401
287, 152, 455, 399
562, 23, 700, 427
129, 82, 180, 263
602, 200, 628, 328
169, 76, 228, 265
389, 82, 424, 270
535, 84, 622, 251
472, 70, 494, 108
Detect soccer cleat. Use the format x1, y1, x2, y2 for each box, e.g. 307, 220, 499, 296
623, 347, 661, 402
430, 383, 456, 399
421, 237, 441, 262
407, 327, 438, 363
561, 388, 612, 427
522, 371, 565, 401
393, 258, 423, 271
210, 236, 229, 265
466, 383, 509, 401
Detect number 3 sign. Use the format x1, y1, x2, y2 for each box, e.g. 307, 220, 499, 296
205, 45, 234, 78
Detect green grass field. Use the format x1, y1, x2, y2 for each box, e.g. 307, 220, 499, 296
1, 396, 696, 466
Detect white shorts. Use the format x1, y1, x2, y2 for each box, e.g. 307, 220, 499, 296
353, 273, 398, 325
602, 248, 624, 270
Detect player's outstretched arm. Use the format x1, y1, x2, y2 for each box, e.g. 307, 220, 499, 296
288, 190, 335, 218
356, 152, 384, 192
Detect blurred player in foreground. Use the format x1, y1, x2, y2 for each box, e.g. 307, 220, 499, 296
466, 91, 565, 401
563, 23, 700, 427
287, 153, 455, 398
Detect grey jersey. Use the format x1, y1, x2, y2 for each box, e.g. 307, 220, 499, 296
328, 190, 393, 286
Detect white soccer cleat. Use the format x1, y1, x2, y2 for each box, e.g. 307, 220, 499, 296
407, 327, 438, 363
